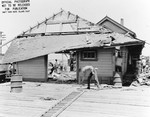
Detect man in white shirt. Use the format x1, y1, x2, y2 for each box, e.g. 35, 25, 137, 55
81, 66, 101, 89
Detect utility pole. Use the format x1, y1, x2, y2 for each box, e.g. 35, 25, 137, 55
0, 31, 6, 54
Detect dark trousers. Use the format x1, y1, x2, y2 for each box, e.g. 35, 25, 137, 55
87, 72, 93, 89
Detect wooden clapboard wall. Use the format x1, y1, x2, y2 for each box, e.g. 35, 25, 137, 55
17, 55, 48, 81
78, 48, 115, 84
100, 20, 127, 34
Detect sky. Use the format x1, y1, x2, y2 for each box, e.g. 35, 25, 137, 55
0, 0, 150, 55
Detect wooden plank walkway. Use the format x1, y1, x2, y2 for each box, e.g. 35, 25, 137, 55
58, 87, 150, 117
42, 91, 84, 117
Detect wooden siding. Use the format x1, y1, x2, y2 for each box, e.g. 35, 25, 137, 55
78, 48, 115, 84
101, 20, 127, 34
17, 55, 48, 81
76, 52, 80, 83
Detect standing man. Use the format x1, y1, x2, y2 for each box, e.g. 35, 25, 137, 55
54, 59, 59, 73
141, 57, 146, 73
48, 62, 54, 75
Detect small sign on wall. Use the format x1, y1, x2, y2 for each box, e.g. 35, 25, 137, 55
1, 0, 30, 13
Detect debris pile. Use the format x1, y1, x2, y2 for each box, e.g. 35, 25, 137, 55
40, 97, 57, 101
48, 71, 76, 84
131, 73, 150, 87
130, 55, 150, 87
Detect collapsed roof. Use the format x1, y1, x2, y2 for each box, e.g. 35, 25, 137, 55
2, 9, 145, 63
3, 33, 144, 63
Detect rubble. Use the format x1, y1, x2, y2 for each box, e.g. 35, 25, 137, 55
48, 71, 77, 84
40, 97, 57, 101
130, 73, 150, 87
130, 55, 150, 87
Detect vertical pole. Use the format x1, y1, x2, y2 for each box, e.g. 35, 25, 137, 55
45, 55, 48, 81
76, 52, 80, 84
16, 62, 19, 74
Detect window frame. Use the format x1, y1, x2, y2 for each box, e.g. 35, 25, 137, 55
80, 50, 98, 61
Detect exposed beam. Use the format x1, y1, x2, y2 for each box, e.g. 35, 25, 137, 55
46, 20, 77, 25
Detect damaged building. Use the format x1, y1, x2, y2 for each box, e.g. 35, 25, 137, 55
2, 9, 145, 85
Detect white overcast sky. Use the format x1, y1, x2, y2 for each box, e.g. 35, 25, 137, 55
0, 0, 150, 55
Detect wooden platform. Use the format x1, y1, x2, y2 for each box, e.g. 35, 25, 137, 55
1, 82, 150, 117
58, 86, 150, 117
0, 82, 77, 117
